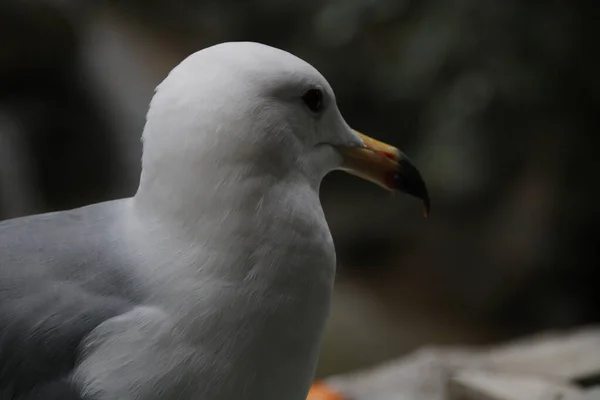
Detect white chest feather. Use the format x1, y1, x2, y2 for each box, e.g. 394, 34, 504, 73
74, 184, 336, 400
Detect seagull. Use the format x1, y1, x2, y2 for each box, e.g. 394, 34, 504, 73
0, 41, 429, 400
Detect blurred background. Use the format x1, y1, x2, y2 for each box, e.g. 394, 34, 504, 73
1, 0, 598, 379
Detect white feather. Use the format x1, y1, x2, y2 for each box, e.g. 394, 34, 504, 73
73, 42, 363, 400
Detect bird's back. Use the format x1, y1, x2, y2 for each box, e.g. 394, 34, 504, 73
0, 200, 141, 399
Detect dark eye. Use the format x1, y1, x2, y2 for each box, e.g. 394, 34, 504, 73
302, 89, 324, 113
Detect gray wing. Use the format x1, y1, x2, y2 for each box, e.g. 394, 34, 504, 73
0, 200, 143, 399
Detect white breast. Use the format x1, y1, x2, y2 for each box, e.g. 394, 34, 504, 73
75, 183, 336, 400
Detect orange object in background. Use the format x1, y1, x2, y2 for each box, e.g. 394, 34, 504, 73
306, 382, 346, 400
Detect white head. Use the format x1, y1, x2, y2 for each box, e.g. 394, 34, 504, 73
135, 42, 428, 218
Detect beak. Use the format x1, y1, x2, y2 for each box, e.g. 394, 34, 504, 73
337, 131, 430, 217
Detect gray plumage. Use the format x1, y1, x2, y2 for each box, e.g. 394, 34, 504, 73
0, 41, 422, 400
0, 202, 139, 399
0, 41, 347, 400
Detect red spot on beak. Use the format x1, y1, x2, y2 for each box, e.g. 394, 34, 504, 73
375, 150, 396, 161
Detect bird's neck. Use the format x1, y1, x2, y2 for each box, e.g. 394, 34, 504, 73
128, 177, 336, 398
130, 172, 336, 287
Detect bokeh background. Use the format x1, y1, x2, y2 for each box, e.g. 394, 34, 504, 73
1, 0, 598, 379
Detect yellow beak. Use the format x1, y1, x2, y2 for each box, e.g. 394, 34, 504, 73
338, 131, 430, 217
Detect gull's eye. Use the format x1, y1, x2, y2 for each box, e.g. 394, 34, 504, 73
302, 89, 324, 113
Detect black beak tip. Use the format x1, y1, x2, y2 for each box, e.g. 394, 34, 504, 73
395, 157, 430, 217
